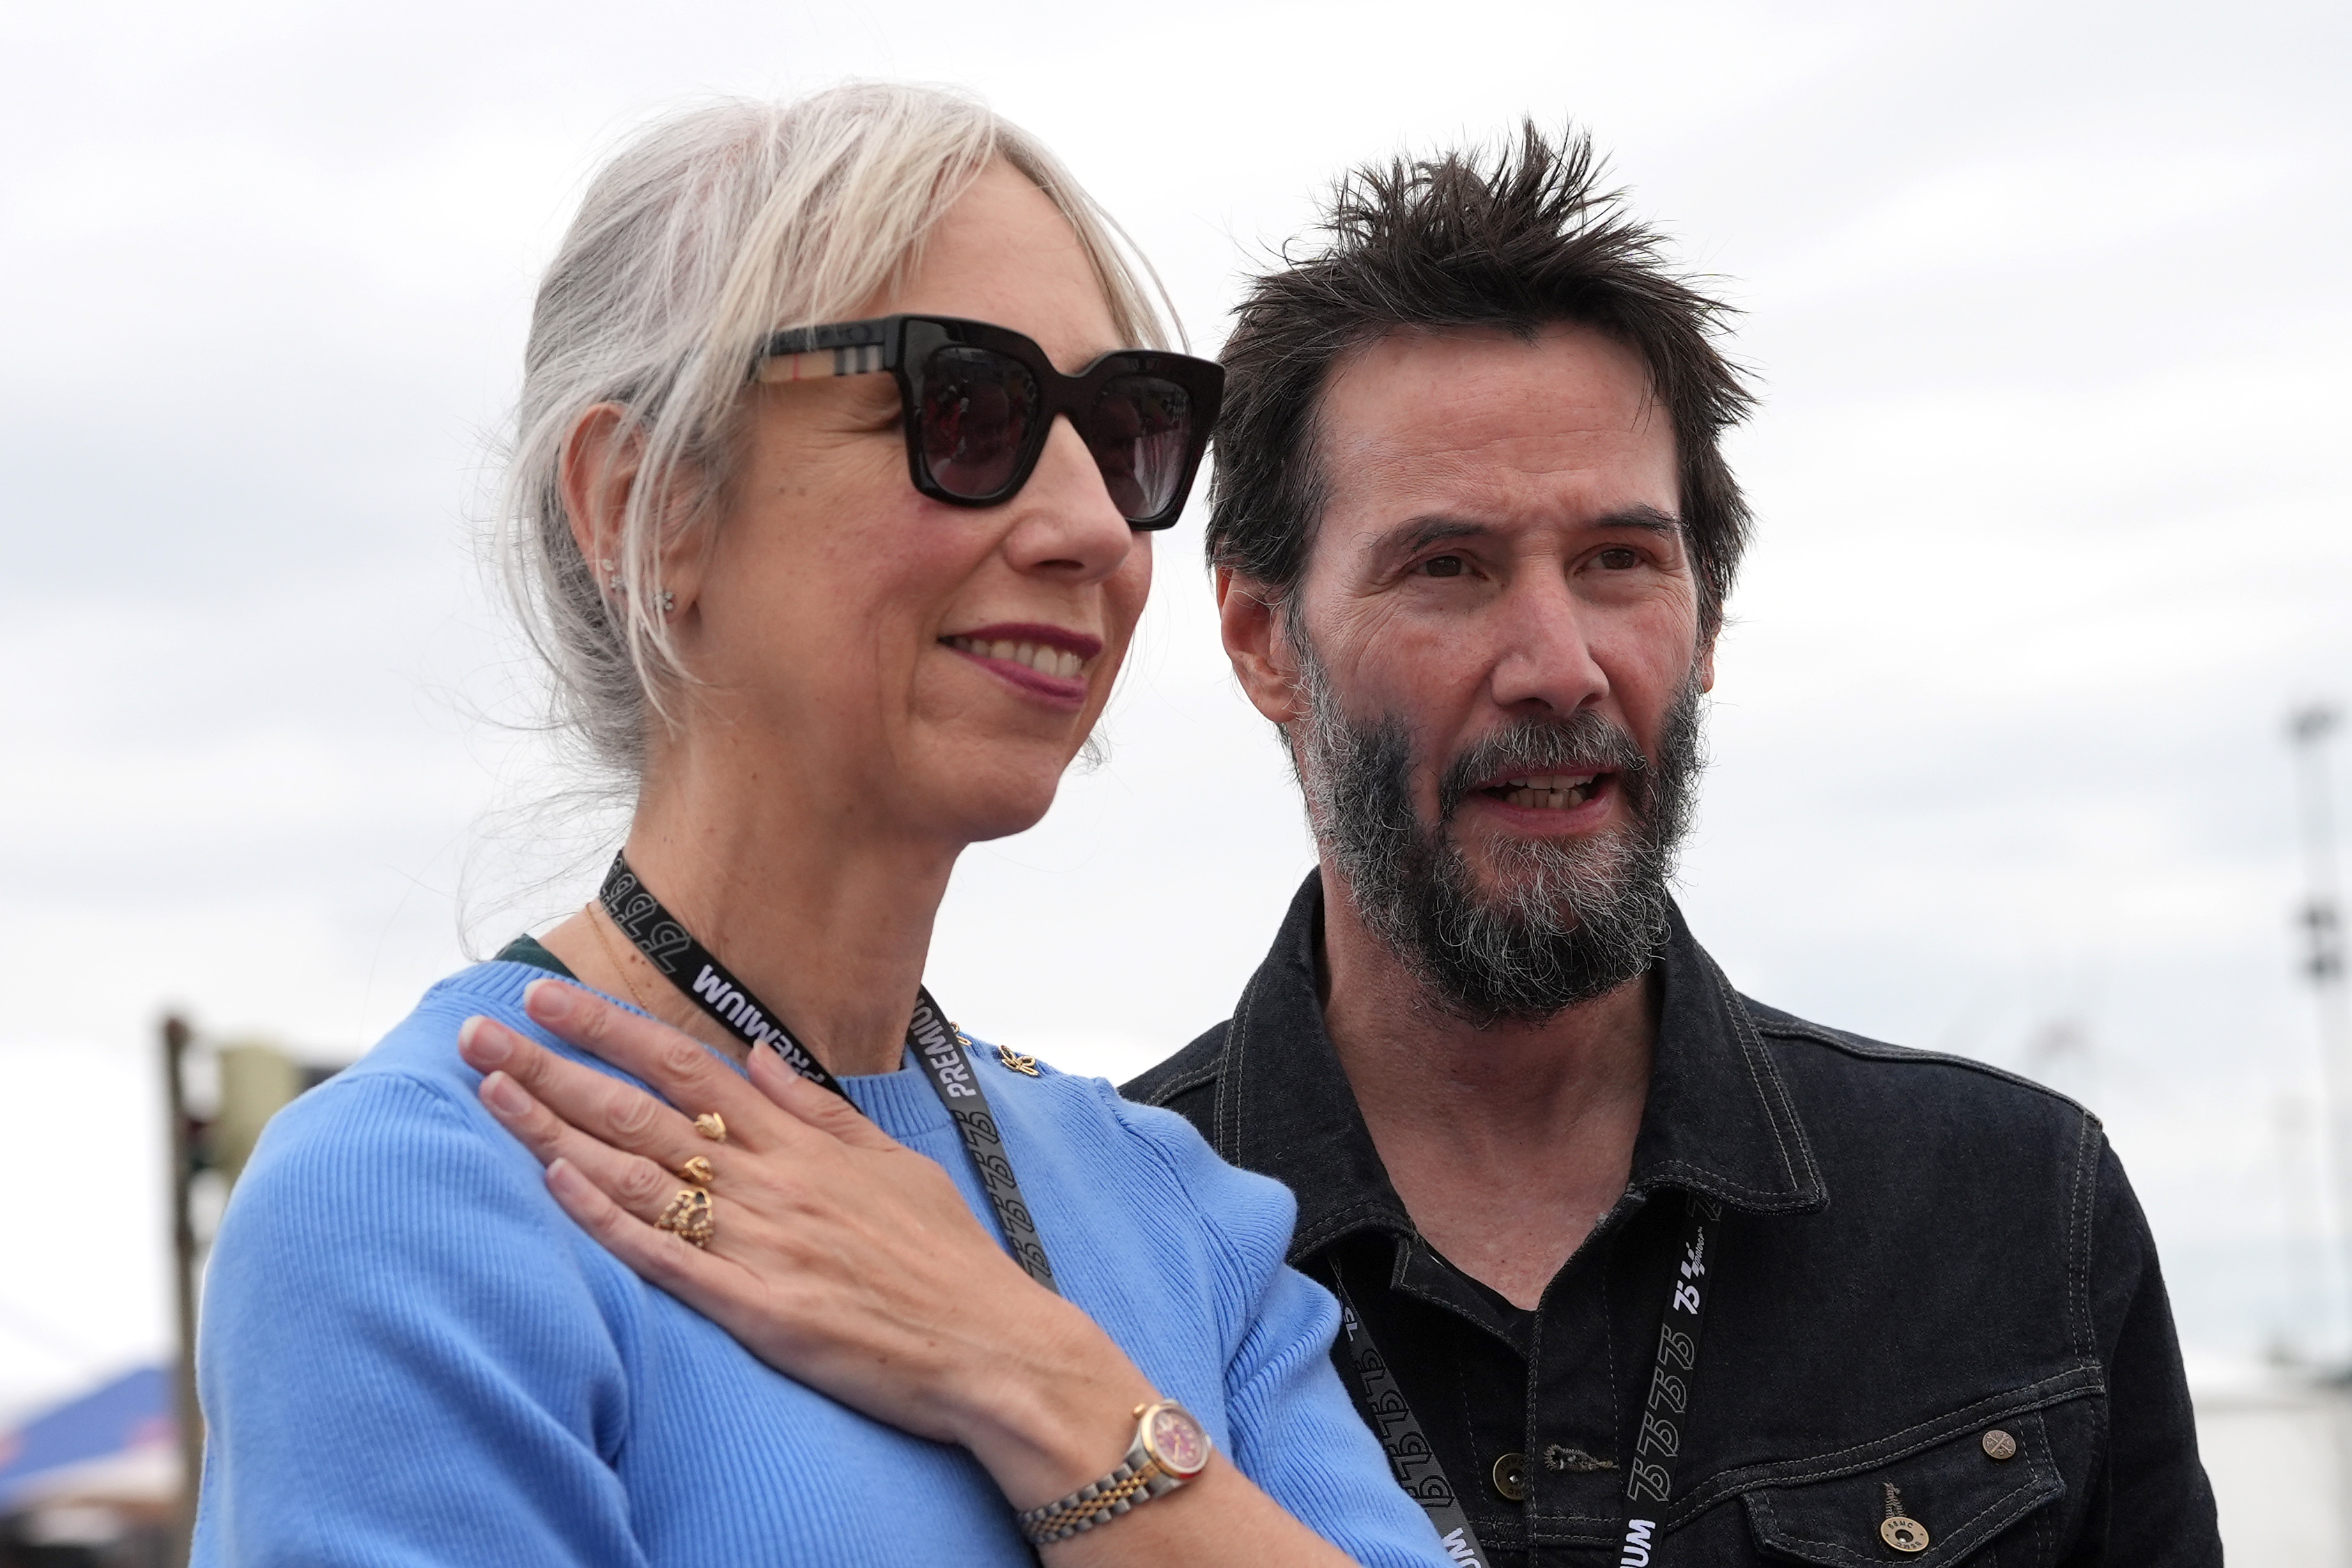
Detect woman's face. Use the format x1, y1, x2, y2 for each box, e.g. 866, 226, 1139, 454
677, 162, 1151, 847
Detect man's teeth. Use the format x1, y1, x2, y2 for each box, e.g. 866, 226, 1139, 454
1499, 774, 1599, 810
947, 636, 1086, 679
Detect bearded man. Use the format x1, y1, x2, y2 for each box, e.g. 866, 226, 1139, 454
1124, 128, 2220, 1567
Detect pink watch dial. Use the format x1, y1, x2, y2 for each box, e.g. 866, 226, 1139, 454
1142, 1403, 1211, 1479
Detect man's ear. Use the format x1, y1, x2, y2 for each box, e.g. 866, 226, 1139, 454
1217, 566, 1304, 726
1697, 629, 1719, 694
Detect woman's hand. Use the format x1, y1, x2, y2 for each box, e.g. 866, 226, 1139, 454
456, 981, 1153, 1507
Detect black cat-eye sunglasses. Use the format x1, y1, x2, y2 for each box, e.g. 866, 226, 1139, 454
751, 315, 1224, 530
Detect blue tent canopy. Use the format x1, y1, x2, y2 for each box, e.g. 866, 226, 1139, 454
0, 1366, 175, 1507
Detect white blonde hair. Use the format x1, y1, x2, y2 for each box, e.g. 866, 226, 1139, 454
495, 84, 1172, 786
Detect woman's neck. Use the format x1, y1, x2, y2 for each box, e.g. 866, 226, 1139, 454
541, 734, 958, 1078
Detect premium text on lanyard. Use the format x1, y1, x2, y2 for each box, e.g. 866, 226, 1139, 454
1328, 1196, 1720, 1568
596, 851, 1056, 1291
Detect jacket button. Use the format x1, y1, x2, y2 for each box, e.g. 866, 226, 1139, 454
1881, 1515, 1930, 1553
1982, 1428, 2018, 1461
1491, 1452, 1528, 1501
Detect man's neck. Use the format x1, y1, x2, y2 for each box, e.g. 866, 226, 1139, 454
542, 728, 955, 1078
1318, 863, 1658, 1310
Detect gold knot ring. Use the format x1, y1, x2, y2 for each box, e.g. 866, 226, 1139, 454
693, 1113, 726, 1144
655, 1187, 714, 1248
678, 1155, 714, 1187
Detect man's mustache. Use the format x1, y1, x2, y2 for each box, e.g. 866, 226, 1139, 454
1437, 713, 1652, 822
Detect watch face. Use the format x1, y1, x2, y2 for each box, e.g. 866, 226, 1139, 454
1142, 1404, 1212, 1479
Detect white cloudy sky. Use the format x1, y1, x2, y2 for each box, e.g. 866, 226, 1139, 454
1, 0, 2346, 1416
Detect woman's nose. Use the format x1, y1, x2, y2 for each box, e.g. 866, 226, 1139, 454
999, 415, 1135, 582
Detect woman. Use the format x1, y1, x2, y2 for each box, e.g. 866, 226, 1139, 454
193, 86, 1445, 1567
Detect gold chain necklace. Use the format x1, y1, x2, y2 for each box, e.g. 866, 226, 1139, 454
582, 902, 661, 1017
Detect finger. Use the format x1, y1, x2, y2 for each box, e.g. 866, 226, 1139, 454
545, 1157, 744, 1308
461, 1013, 708, 1165
522, 981, 782, 1146
746, 1040, 901, 1153
479, 1069, 702, 1223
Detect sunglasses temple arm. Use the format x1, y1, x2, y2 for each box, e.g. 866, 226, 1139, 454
751, 341, 894, 385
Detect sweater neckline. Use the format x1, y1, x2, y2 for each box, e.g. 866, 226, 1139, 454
453, 960, 953, 1142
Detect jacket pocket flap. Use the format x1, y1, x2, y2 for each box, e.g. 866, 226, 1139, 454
1741, 1408, 2063, 1565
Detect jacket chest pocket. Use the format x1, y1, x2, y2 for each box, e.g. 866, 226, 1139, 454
1741, 1408, 2064, 1566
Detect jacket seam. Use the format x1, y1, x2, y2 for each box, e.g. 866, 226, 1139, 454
1750, 1017, 2096, 1119
1705, 956, 1823, 1199
1213, 965, 1263, 1163
1135, 1060, 1221, 1108
1292, 1202, 1412, 1261
1662, 1370, 2103, 1525
1751, 1466, 2056, 1559
2067, 1115, 2100, 1362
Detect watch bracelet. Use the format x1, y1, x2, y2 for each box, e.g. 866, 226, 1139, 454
1016, 1456, 1168, 1544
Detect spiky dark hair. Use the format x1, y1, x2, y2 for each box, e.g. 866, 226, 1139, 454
1207, 123, 1757, 638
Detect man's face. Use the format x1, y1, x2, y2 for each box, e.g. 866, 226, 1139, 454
1222, 321, 1712, 1020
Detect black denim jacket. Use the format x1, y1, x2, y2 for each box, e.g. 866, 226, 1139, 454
1123, 875, 2220, 1566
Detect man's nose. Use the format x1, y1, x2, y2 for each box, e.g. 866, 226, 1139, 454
1485, 574, 1608, 715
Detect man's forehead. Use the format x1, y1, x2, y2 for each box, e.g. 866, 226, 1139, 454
1312, 321, 1677, 530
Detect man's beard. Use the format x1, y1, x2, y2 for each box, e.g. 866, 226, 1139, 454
1294, 644, 1705, 1025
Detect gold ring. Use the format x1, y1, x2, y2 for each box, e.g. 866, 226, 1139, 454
693, 1113, 726, 1144
654, 1187, 714, 1248
678, 1155, 714, 1186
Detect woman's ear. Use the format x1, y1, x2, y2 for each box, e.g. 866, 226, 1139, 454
559, 403, 638, 591
558, 403, 704, 624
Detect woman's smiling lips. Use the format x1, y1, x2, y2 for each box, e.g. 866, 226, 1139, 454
941, 622, 1103, 709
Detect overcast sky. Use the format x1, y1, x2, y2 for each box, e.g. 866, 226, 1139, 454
1, 0, 2346, 1416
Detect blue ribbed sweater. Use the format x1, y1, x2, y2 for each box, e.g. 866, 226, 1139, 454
192, 962, 1448, 1567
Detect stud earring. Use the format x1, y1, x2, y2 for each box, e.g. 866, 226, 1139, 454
658, 589, 676, 614
599, 558, 622, 593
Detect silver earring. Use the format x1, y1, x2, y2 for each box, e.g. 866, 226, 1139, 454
658, 589, 676, 614
599, 558, 622, 593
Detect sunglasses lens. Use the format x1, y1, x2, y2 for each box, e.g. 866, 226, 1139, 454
918, 347, 1040, 499
1086, 376, 1197, 523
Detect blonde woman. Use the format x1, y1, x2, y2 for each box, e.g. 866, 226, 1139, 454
192, 87, 1447, 1568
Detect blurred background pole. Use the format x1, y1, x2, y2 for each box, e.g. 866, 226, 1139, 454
2290, 704, 2349, 1362
162, 1013, 202, 1567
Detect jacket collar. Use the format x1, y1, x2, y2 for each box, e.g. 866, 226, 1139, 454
1210, 873, 1827, 1259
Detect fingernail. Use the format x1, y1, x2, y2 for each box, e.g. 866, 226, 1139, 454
525, 979, 573, 1020
546, 1158, 583, 1195
482, 1072, 530, 1116
458, 1017, 510, 1067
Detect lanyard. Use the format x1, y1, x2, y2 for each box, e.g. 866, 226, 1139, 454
1326, 1261, 1494, 1568
597, 852, 1056, 1291
1323, 1195, 1719, 1567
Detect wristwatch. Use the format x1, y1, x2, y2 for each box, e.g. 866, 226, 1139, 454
1015, 1400, 1214, 1545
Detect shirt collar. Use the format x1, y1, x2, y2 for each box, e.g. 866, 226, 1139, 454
1210, 872, 1827, 1260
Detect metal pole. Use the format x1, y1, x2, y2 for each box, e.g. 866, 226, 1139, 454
162, 1014, 203, 1567
2289, 705, 2350, 1361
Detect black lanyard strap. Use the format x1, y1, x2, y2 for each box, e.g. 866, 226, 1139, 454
1326, 1261, 1492, 1568
595, 851, 1056, 1291
1621, 1195, 1721, 1556
1324, 1194, 1722, 1568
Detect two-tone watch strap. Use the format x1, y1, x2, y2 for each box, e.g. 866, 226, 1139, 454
1015, 1452, 1173, 1544
1015, 1401, 1208, 1546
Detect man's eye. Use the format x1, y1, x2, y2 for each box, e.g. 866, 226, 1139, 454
1424, 555, 1466, 578
1596, 547, 1641, 570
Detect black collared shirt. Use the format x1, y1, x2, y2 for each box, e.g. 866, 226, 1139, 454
1124, 873, 2220, 1566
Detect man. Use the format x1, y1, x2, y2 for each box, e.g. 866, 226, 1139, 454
1125, 127, 2220, 1565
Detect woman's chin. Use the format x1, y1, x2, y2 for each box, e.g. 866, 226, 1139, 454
932, 767, 1069, 847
